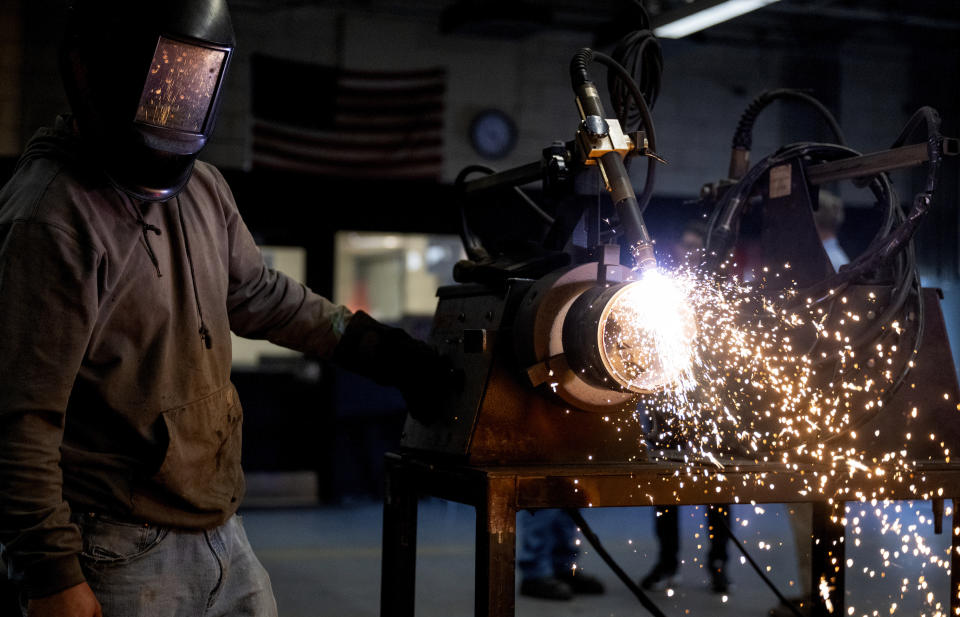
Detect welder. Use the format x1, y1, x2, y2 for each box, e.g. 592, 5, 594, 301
0, 2, 447, 616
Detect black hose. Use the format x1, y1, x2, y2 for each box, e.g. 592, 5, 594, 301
453, 165, 556, 262
707, 141, 905, 286
732, 89, 846, 151
569, 48, 594, 91
608, 8, 663, 132
590, 50, 659, 215
454, 165, 496, 262
705, 106, 945, 451
568, 47, 659, 215
715, 513, 808, 617
610, 32, 662, 120
706, 142, 915, 353
565, 509, 669, 617
890, 105, 941, 195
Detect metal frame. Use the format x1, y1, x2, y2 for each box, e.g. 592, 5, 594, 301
381, 452, 960, 617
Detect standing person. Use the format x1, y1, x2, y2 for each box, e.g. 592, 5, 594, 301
518, 510, 605, 601
639, 505, 732, 593
814, 191, 849, 271
0, 2, 449, 616
640, 218, 732, 594
769, 191, 848, 617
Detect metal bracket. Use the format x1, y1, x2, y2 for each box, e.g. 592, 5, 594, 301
577, 117, 634, 166
806, 136, 959, 186
629, 130, 668, 165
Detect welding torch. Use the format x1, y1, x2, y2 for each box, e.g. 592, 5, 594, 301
570, 48, 658, 273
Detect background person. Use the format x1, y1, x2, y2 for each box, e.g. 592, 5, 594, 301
518, 510, 605, 601
640, 218, 732, 595
814, 190, 849, 271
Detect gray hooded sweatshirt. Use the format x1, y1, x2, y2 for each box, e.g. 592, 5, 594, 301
0, 117, 350, 597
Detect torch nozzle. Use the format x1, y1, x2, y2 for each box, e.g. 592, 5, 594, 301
633, 241, 657, 274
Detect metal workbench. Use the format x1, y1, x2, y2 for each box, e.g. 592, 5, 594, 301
380, 453, 960, 617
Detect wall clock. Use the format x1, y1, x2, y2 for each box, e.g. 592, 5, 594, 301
468, 108, 518, 160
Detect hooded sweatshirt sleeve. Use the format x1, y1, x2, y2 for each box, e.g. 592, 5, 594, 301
0, 207, 100, 597
206, 165, 351, 358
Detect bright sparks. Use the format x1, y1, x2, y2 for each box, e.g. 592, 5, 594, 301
601, 269, 698, 393
604, 246, 949, 614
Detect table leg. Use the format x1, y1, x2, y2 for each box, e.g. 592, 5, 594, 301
951, 499, 960, 617
811, 502, 845, 617
475, 477, 517, 617
381, 458, 418, 617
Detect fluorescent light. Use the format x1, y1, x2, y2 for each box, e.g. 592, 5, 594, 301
653, 0, 782, 39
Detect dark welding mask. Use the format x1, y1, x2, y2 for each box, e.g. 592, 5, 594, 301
60, 0, 235, 202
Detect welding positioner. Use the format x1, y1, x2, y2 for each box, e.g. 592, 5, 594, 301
400, 47, 671, 465
381, 55, 960, 617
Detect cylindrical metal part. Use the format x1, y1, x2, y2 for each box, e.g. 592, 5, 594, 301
575, 82, 606, 120
633, 242, 657, 274
601, 151, 636, 205
601, 152, 653, 251
512, 262, 638, 413
562, 277, 697, 394
561, 284, 624, 391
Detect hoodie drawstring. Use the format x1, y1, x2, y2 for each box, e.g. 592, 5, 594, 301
177, 197, 212, 350
133, 205, 163, 278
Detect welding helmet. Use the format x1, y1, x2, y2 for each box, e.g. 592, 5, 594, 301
60, 0, 235, 202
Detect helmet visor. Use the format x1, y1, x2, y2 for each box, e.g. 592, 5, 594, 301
135, 36, 227, 134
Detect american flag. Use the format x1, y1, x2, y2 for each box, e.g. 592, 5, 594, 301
251, 54, 446, 180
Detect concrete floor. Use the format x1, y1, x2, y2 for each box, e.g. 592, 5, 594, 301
240, 498, 952, 617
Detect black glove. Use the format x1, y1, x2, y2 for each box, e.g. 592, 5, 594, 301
332, 311, 458, 424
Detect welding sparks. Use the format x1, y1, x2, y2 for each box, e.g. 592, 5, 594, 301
605, 248, 951, 614
601, 268, 698, 393
629, 256, 922, 469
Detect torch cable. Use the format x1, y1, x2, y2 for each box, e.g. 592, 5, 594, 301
565, 508, 669, 617
569, 46, 660, 216
706, 103, 943, 451
732, 88, 847, 152
714, 513, 808, 617
453, 165, 555, 263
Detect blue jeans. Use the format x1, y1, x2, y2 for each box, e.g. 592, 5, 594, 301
517, 510, 579, 580
39, 513, 278, 617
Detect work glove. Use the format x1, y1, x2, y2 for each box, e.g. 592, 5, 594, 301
332, 310, 458, 424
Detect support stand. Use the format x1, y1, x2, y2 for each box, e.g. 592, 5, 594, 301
380, 452, 960, 617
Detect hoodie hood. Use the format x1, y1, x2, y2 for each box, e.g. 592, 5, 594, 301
16, 115, 105, 184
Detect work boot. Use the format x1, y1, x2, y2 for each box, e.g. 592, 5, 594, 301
555, 570, 605, 594
519, 577, 573, 601
640, 562, 680, 591
708, 560, 730, 594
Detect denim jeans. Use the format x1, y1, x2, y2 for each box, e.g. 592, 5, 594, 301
28, 513, 278, 617
517, 509, 579, 580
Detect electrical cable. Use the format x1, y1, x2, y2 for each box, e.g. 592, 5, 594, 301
706, 142, 924, 442
454, 165, 494, 262
704, 102, 944, 449
453, 165, 556, 262
455, 165, 555, 225
565, 508, 669, 617
607, 2, 662, 132
569, 47, 659, 215
732, 88, 847, 151
708, 142, 910, 303
591, 50, 659, 216
714, 513, 808, 617
568, 504, 813, 617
